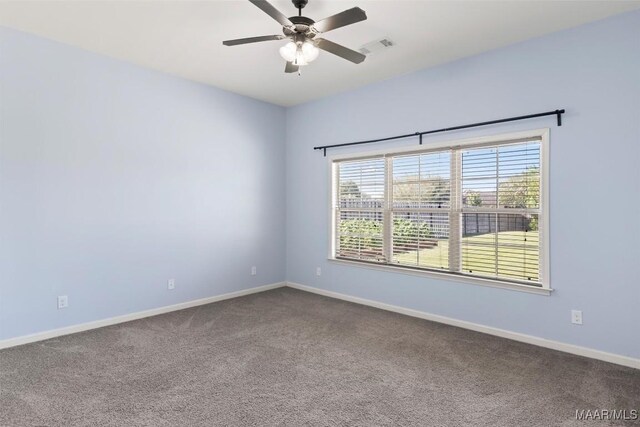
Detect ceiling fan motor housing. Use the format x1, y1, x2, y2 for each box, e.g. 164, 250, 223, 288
284, 16, 317, 38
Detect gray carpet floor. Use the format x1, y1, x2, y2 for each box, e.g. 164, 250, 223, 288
1, 287, 639, 426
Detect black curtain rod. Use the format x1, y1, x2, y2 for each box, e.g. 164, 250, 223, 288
314, 109, 565, 156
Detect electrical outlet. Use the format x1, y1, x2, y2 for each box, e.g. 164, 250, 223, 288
316, 267, 322, 276
251, 266, 257, 276
57, 295, 68, 309
168, 279, 175, 290
571, 310, 583, 325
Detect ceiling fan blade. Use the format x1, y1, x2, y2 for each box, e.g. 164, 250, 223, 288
248, 0, 293, 27
312, 7, 367, 33
223, 35, 285, 46
315, 38, 366, 64
285, 62, 299, 73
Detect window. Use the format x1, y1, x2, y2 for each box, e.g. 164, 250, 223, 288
330, 130, 549, 291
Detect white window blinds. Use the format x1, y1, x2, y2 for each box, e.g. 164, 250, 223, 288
336, 158, 385, 262
460, 141, 541, 282
391, 151, 451, 270
333, 134, 546, 288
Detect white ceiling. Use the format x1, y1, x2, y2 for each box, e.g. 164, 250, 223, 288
1, 0, 639, 106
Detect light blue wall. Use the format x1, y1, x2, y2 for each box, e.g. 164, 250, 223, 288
0, 27, 286, 340
2, 10, 639, 358
286, 11, 640, 358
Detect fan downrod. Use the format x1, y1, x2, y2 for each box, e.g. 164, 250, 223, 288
292, 0, 308, 16
292, 0, 308, 9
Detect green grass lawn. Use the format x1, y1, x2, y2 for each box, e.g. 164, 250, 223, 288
393, 231, 539, 282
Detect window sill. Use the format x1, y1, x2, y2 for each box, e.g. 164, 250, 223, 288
327, 258, 553, 296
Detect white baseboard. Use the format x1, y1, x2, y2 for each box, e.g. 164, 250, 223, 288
3, 280, 637, 370
0, 282, 286, 350
286, 282, 640, 370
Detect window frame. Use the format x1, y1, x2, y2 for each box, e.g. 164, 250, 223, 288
327, 129, 551, 295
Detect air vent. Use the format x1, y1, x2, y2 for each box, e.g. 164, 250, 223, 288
358, 37, 395, 56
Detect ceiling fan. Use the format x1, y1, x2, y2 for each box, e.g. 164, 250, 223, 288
223, 0, 367, 74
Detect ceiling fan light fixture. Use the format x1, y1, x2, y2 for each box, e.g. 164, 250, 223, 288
301, 41, 319, 62
280, 40, 318, 66
279, 41, 297, 62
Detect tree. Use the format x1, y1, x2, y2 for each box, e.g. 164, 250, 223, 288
498, 168, 540, 231
340, 180, 361, 199
338, 218, 383, 257
498, 167, 540, 209
393, 176, 450, 207
392, 219, 432, 250
464, 191, 483, 206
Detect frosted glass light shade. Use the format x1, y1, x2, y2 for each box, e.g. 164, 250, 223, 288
279, 42, 297, 62
280, 40, 320, 66
301, 41, 319, 63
